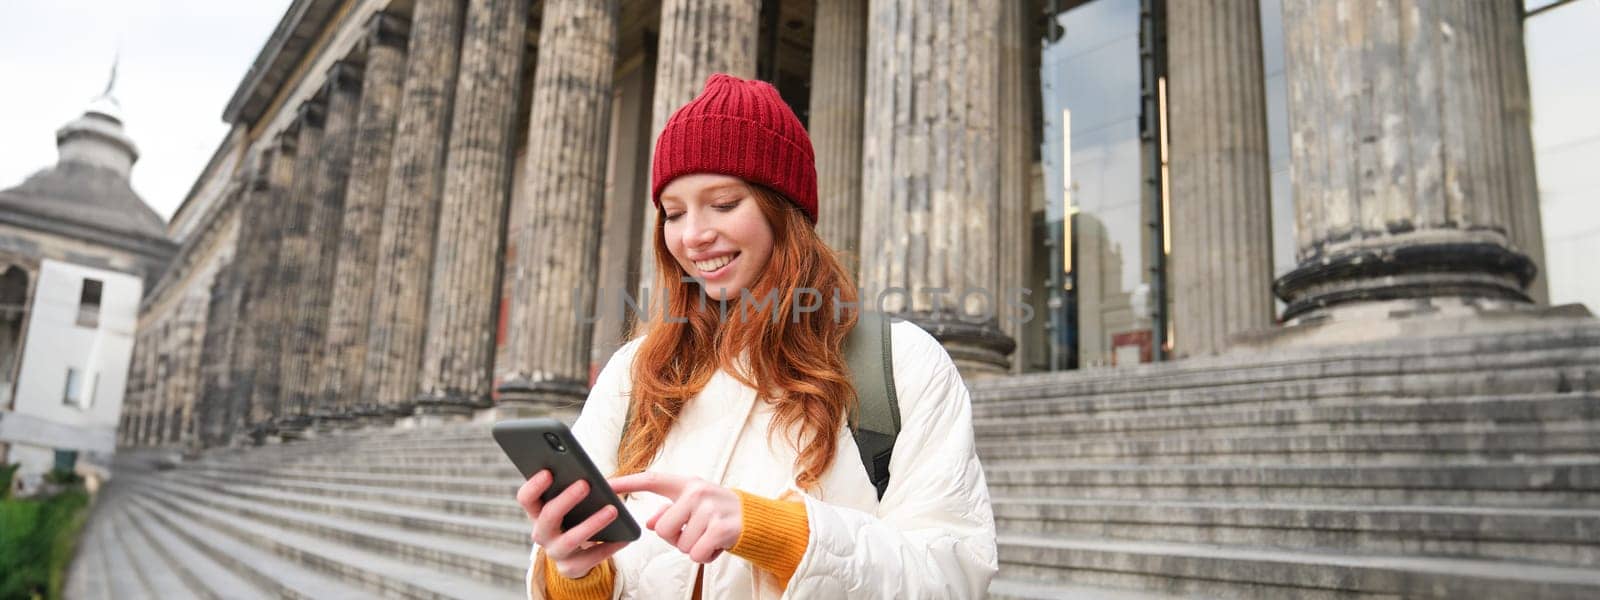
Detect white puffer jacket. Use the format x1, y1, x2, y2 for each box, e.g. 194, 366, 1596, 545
524, 319, 998, 599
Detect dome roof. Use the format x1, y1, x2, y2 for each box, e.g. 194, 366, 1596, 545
0, 65, 171, 248
0, 160, 169, 243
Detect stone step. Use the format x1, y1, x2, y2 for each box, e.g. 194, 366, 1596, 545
140, 475, 530, 588
174, 466, 523, 521
977, 422, 1600, 466
91, 502, 155, 599
182, 463, 520, 497
199, 459, 521, 479
259, 439, 503, 457
106, 502, 205, 599
277, 452, 516, 467
164, 471, 528, 547
129, 482, 520, 599
971, 323, 1600, 412
983, 461, 1600, 507
62, 504, 111, 600
203, 443, 506, 467
986, 577, 1191, 599
120, 492, 268, 600
122, 491, 368, 600
974, 357, 1598, 420
995, 533, 1600, 599
991, 497, 1600, 568
972, 392, 1599, 440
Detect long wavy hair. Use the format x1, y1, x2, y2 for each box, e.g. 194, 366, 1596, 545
616, 182, 859, 491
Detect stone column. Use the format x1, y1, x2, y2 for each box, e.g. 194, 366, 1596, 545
273, 101, 326, 431
197, 266, 237, 447
1274, 0, 1538, 322
1494, 1, 1547, 305
415, 0, 529, 413
997, 0, 1034, 373
636, 0, 759, 303
590, 54, 654, 377
250, 132, 300, 427
226, 147, 282, 432
321, 13, 409, 416
1166, 0, 1275, 356
809, 0, 866, 267
363, 0, 465, 415
496, 0, 619, 414
860, 0, 1013, 377
288, 62, 363, 421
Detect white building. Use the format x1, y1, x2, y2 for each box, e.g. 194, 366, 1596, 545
0, 74, 175, 493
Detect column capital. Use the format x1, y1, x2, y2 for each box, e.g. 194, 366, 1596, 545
296, 97, 326, 128
248, 148, 277, 191
366, 11, 411, 49
274, 126, 299, 155
325, 60, 364, 95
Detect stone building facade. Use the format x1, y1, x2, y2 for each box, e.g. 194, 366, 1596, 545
121, 0, 1566, 445
81, 1, 1600, 596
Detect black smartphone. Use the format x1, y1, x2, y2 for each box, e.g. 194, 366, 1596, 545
492, 418, 641, 543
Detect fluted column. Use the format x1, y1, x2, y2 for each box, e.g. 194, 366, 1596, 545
321, 13, 409, 415
273, 101, 326, 430
415, 0, 530, 413
809, 0, 866, 266
636, 0, 759, 301
197, 266, 237, 447
496, 0, 619, 414
1167, 0, 1275, 356
1275, 0, 1538, 321
861, 0, 1013, 377
287, 62, 363, 420
1494, 1, 1547, 305
363, 0, 465, 414
226, 146, 285, 432
997, 0, 1033, 373
250, 132, 300, 426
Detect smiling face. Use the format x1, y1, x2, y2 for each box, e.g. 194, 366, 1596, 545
659, 174, 775, 301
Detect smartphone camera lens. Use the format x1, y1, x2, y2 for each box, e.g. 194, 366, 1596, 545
544, 432, 567, 453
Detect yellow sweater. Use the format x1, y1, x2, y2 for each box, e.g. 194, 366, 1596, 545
541, 489, 809, 599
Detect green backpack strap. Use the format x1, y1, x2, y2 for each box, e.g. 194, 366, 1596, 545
619, 312, 901, 500
845, 311, 900, 500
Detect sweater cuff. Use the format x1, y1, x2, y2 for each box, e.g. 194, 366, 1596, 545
540, 548, 614, 600
729, 488, 810, 587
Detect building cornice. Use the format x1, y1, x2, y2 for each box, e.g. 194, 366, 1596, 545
221, 0, 348, 126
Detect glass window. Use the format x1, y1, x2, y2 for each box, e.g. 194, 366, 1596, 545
1260, 0, 1296, 295
1037, 0, 1161, 369
1526, 0, 1600, 313
76, 278, 102, 328
62, 367, 82, 407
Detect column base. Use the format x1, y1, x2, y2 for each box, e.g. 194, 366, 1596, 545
493, 377, 588, 420
1230, 299, 1595, 353
401, 393, 482, 428
898, 311, 1017, 380
1274, 237, 1537, 323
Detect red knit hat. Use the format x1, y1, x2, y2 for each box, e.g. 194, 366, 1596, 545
652, 73, 818, 224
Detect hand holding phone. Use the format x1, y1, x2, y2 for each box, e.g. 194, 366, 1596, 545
495, 419, 640, 578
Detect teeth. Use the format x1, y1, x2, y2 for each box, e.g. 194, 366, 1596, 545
694, 254, 734, 273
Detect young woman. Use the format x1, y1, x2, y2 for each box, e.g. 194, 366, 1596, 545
517, 73, 997, 599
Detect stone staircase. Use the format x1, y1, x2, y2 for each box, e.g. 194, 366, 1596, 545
973, 319, 1600, 599
64, 426, 528, 599
61, 319, 1600, 599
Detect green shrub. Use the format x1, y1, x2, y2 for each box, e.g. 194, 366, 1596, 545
0, 464, 16, 501
41, 470, 79, 486
0, 487, 90, 600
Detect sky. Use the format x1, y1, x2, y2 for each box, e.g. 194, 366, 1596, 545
0, 0, 293, 221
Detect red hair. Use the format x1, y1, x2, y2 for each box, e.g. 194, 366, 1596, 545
617, 183, 859, 491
